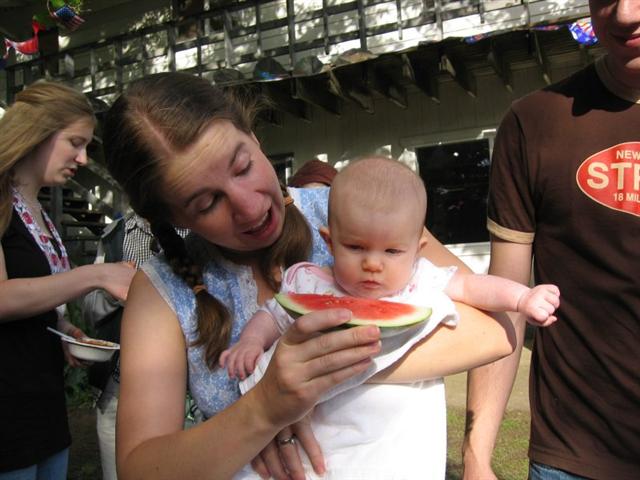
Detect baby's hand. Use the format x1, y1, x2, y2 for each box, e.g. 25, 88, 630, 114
218, 338, 264, 380
517, 284, 560, 327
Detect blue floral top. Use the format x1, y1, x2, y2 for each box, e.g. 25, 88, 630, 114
142, 187, 332, 419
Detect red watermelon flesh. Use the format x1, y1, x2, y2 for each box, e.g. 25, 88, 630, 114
274, 293, 431, 328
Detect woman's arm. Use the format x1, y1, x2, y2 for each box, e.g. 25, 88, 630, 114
0, 244, 135, 322
420, 227, 474, 272
117, 271, 382, 480
370, 230, 516, 383
370, 302, 514, 383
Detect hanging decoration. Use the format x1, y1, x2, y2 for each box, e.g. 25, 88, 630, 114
47, 0, 85, 32
1, 1, 85, 69
532, 25, 563, 32
4, 20, 42, 57
464, 33, 491, 44
462, 24, 561, 45
32, 12, 57, 31
568, 18, 598, 46
463, 18, 597, 46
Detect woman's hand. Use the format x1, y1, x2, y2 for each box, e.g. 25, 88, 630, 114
98, 261, 136, 302
252, 414, 324, 480
57, 317, 91, 368
250, 307, 381, 432
246, 308, 381, 479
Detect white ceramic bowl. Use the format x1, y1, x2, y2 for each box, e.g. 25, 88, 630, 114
63, 337, 120, 362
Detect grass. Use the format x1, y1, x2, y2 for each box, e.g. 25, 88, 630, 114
446, 407, 530, 480
68, 405, 531, 479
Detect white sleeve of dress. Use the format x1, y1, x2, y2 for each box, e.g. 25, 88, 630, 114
409, 258, 459, 327
263, 298, 293, 335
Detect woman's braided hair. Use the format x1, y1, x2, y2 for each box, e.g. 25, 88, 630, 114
149, 220, 234, 367
103, 73, 311, 369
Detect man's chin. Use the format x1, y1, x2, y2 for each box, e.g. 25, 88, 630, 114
625, 57, 640, 72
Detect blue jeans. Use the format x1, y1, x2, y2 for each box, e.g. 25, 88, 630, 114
529, 462, 589, 480
0, 449, 69, 480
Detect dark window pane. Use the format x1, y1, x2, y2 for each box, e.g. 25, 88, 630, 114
269, 153, 294, 185
417, 139, 490, 245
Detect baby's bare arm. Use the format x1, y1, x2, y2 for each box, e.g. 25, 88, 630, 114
219, 310, 281, 378
445, 272, 528, 313
238, 310, 281, 349
445, 272, 559, 325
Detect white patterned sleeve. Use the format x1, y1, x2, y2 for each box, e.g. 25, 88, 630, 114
262, 298, 293, 335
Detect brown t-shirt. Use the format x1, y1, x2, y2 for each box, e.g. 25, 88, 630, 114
488, 57, 640, 479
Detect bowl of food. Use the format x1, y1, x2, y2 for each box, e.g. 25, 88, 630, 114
63, 336, 120, 362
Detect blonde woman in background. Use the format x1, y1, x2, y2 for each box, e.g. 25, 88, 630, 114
0, 81, 135, 480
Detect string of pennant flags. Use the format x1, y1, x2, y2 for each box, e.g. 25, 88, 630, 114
2, 0, 85, 66
464, 17, 598, 46
1, 9, 596, 72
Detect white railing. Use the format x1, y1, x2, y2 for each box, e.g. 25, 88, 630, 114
1, 0, 589, 103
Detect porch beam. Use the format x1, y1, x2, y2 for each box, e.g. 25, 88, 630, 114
259, 82, 312, 122
439, 52, 476, 98
292, 77, 342, 116
363, 64, 407, 109
404, 52, 440, 104
487, 40, 513, 92
327, 70, 375, 114
530, 31, 551, 85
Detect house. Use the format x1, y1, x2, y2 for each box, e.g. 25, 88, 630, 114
0, 0, 600, 269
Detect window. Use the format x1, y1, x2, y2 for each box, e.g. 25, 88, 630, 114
417, 139, 491, 245
269, 153, 294, 185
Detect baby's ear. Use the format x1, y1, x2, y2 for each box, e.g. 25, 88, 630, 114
319, 226, 333, 254
419, 227, 429, 251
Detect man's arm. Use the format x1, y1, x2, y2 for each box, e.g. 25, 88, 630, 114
462, 237, 532, 479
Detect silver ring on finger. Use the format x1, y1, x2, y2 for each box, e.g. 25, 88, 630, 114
278, 435, 296, 446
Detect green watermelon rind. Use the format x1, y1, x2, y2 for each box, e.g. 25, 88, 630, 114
274, 293, 432, 328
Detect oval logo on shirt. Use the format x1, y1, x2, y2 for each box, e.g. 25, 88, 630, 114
576, 142, 640, 217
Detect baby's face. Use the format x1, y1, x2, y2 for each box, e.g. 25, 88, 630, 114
328, 207, 424, 299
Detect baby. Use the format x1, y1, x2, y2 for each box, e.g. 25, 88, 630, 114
221, 155, 560, 380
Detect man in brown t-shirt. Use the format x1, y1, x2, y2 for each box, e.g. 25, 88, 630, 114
463, 1, 640, 479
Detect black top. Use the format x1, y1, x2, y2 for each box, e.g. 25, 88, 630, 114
0, 208, 70, 471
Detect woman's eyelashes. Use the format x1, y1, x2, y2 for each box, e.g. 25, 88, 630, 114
69, 135, 89, 148
197, 195, 219, 214
195, 154, 253, 215
237, 156, 253, 176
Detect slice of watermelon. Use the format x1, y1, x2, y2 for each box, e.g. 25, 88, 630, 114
274, 293, 431, 328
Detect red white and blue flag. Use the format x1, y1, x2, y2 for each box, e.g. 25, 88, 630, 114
569, 18, 598, 46
49, 4, 85, 32
4, 20, 42, 56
